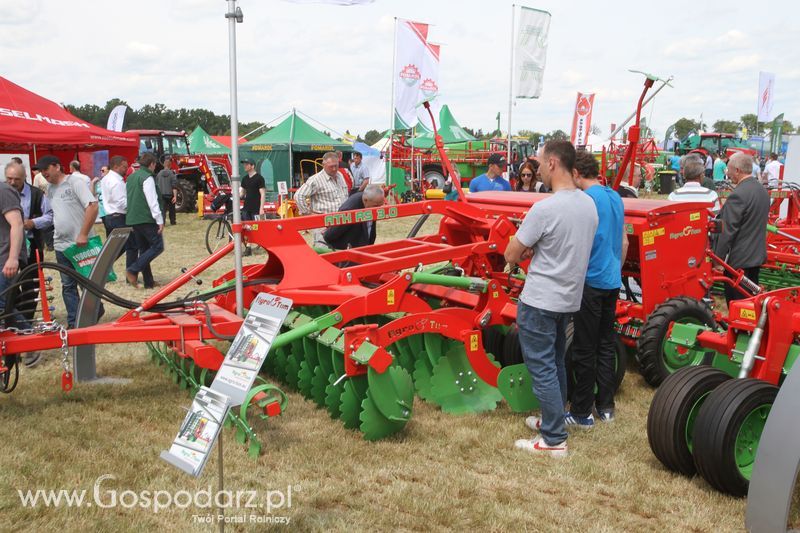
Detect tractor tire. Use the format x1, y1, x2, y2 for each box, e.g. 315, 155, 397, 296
646, 366, 731, 476
482, 327, 507, 366
636, 296, 717, 387
564, 324, 628, 402
423, 168, 445, 189
502, 328, 524, 366
174, 180, 197, 213
691, 378, 778, 497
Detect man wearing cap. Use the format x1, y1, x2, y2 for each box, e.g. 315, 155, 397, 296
37, 155, 98, 329
469, 154, 512, 192
240, 159, 266, 221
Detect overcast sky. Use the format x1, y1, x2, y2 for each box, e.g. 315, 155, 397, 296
2, 0, 798, 140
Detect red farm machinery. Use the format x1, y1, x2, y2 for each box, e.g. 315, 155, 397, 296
130, 129, 234, 215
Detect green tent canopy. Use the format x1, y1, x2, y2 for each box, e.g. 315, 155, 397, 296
187, 125, 230, 155
409, 105, 476, 149
239, 110, 352, 192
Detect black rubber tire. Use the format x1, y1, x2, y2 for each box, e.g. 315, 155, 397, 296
636, 296, 717, 387
692, 378, 778, 497
647, 366, 731, 476
205, 218, 232, 254
175, 180, 197, 213
423, 168, 445, 189
502, 328, 524, 366
565, 323, 628, 402
482, 327, 507, 366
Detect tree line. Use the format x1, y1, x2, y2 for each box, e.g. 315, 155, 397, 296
67, 99, 794, 148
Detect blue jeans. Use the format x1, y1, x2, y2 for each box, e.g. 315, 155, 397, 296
517, 302, 570, 446
128, 223, 164, 288
55, 251, 79, 329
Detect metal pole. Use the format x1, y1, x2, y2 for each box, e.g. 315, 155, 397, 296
289, 108, 295, 185
225, 0, 244, 317
608, 76, 673, 141
218, 430, 224, 533
506, 4, 515, 175
388, 18, 397, 190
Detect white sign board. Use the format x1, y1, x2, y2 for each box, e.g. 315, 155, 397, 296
160, 387, 230, 477
277, 181, 288, 195
210, 294, 291, 407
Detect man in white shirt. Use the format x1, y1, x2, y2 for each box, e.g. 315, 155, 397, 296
762, 152, 783, 188
69, 161, 91, 188
101, 156, 138, 269
668, 156, 720, 213
125, 153, 164, 289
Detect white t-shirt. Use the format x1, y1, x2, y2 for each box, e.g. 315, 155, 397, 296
764, 160, 783, 187
668, 182, 720, 213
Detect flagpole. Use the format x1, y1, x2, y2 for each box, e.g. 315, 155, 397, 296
389, 17, 397, 189
506, 4, 515, 175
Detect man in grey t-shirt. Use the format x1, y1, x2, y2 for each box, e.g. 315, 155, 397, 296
505, 140, 598, 457
37, 155, 98, 328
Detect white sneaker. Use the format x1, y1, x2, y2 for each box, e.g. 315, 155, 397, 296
525, 416, 542, 431
514, 436, 568, 458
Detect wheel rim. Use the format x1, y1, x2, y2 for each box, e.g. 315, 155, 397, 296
662, 318, 706, 372
735, 403, 771, 479
685, 391, 713, 454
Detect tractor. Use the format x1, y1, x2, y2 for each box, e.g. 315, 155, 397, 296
647, 287, 800, 497
677, 132, 756, 159
129, 129, 233, 213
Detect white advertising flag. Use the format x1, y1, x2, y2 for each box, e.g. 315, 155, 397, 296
757, 71, 775, 122
394, 20, 429, 130
106, 104, 127, 132
416, 42, 441, 131
514, 7, 551, 99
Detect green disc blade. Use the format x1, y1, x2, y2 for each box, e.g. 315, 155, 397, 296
496, 363, 539, 412
360, 390, 408, 441
367, 366, 413, 422
428, 343, 502, 414
339, 377, 368, 429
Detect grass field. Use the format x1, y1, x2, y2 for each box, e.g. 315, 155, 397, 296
0, 211, 762, 532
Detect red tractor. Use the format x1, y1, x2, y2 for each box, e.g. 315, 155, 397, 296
129, 129, 233, 214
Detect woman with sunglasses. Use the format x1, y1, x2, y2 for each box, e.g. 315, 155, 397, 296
516, 161, 547, 192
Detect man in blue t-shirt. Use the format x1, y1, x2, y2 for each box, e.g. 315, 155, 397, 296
569, 151, 628, 426
468, 153, 511, 192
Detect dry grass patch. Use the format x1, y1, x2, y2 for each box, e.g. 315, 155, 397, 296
0, 211, 759, 531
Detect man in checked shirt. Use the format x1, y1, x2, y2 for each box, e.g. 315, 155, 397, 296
294, 151, 349, 248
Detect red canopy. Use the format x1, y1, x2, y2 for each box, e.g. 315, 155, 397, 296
0, 77, 139, 157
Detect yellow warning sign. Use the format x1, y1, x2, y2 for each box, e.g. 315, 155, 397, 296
642, 227, 665, 246
387, 289, 395, 305
739, 308, 756, 320
470, 333, 479, 352
690, 212, 701, 221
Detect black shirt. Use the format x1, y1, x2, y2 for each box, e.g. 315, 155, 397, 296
241, 173, 266, 213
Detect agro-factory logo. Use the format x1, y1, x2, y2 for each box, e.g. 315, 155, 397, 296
399, 64, 421, 86
420, 78, 438, 97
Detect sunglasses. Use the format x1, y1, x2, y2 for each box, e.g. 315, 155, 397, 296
520, 172, 533, 177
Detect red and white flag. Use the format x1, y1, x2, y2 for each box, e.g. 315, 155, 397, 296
416, 42, 441, 131
570, 92, 595, 146
757, 71, 775, 122
394, 20, 430, 129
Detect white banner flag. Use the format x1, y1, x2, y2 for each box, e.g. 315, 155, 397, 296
106, 104, 127, 132
394, 20, 429, 130
514, 7, 551, 99
416, 42, 441, 131
757, 71, 775, 122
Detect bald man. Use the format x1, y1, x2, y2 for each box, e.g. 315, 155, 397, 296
323, 184, 384, 250
712, 152, 769, 302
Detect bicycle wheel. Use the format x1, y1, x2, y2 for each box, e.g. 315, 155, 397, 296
205, 218, 232, 254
